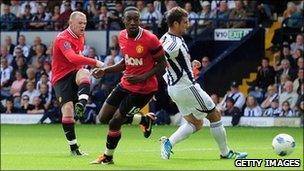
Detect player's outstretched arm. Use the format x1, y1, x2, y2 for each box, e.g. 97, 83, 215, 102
92, 59, 125, 79
126, 55, 166, 84
59, 39, 102, 67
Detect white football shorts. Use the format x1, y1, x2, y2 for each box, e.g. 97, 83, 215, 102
167, 83, 215, 120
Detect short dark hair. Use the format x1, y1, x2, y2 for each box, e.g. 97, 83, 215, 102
166, 7, 188, 27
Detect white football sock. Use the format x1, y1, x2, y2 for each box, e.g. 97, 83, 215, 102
210, 120, 230, 156
169, 121, 196, 146
104, 148, 114, 156
131, 113, 142, 125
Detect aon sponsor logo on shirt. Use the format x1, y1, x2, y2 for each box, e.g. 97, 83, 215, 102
125, 55, 143, 66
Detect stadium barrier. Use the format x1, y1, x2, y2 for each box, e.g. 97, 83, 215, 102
202, 116, 302, 127
1, 114, 302, 127
1, 114, 51, 124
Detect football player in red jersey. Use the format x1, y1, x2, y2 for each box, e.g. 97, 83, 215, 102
52, 11, 103, 156
90, 7, 166, 164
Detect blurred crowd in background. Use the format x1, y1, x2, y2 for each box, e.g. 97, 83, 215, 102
0, 0, 303, 125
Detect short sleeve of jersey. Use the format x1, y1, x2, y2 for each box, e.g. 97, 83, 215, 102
162, 40, 181, 59
149, 33, 163, 59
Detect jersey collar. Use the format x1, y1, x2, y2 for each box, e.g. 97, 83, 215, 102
126, 27, 143, 41
67, 26, 79, 39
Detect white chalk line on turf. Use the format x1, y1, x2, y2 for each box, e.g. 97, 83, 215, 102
3, 147, 301, 155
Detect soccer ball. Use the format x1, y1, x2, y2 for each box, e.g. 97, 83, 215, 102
272, 133, 295, 156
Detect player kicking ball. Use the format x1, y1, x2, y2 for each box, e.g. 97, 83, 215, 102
159, 7, 248, 160
90, 7, 166, 164
52, 11, 104, 156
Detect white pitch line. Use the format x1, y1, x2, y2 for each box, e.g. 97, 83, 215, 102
1, 147, 302, 155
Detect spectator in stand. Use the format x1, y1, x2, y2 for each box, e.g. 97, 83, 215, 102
292, 49, 303, 64
20, 1, 38, 15
253, 58, 276, 92
52, 5, 61, 31
21, 81, 40, 105
12, 47, 24, 69
136, 0, 147, 17
109, 35, 120, 54
192, 60, 201, 80
29, 36, 47, 58
0, 4, 17, 31
39, 82, 52, 111
214, 0, 230, 28
75, 2, 88, 17
279, 81, 298, 109
28, 44, 47, 67
19, 95, 35, 113
14, 35, 30, 60
98, 5, 110, 30
243, 95, 262, 117
4, 98, 18, 114
45, 40, 53, 55
295, 100, 304, 118
36, 72, 52, 96
197, 1, 214, 34
276, 74, 290, 96
200, 56, 210, 74
0, 58, 13, 99
27, 96, 45, 114
81, 98, 98, 124
223, 97, 242, 126
10, 70, 26, 99
290, 34, 304, 56
293, 68, 303, 95
99, 57, 122, 96
19, 4, 33, 30
10, 0, 21, 18
263, 99, 281, 117
1, 45, 14, 66
13, 56, 28, 79
184, 2, 198, 35
261, 85, 279, 109
279, 101, 295, 117
219, 81, 246, 111
57, 1, 73, 30
276, 59, 297, 82
142, 1, 163, 29
281, 43, 297, 69
282, 2, 303, 29
227, 0, 247, 28
4, 36, 15, 55
210, 93, 222, 110
29, 4, 51, 30
297, 57, 304, 70
108, 1, 124, 30
38, 99, 62, 124
43, 61, 52, 80
248, 57, 275, 103
103, 46, 122, 66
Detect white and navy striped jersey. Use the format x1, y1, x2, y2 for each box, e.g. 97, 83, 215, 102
160, 32, 196, 86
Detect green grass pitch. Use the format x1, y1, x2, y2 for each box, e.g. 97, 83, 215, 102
1, 124, 303, 170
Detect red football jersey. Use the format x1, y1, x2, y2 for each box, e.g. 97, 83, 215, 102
51, 27, 97, 86
119, 27, 164, 94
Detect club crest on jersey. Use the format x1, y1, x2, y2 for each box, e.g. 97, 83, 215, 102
63, 41, 71, 50
136, 44, 144, 54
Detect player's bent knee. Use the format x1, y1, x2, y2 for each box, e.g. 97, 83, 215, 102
61, 102, 74, 117
206, 108, 222, 123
